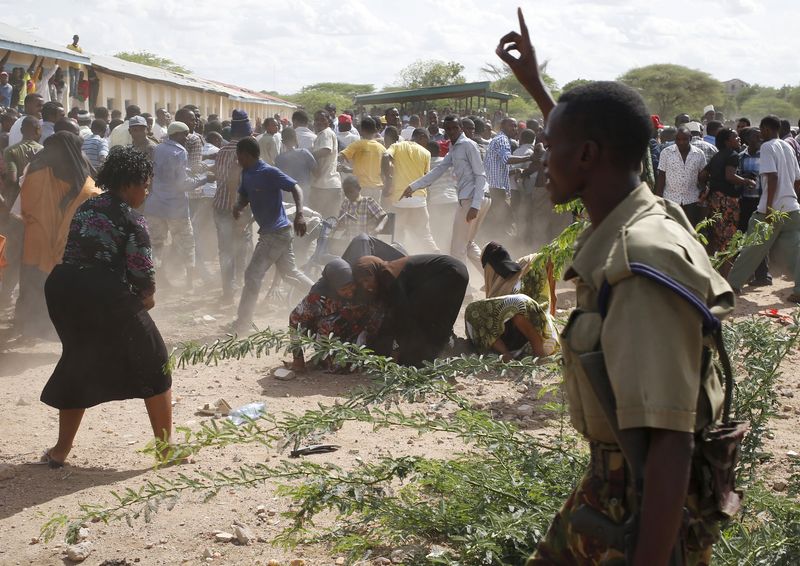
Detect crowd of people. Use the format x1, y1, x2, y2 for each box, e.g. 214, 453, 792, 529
1, 11, 799, 563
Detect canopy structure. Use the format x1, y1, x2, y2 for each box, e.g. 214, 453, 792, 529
353, 81, 514, 115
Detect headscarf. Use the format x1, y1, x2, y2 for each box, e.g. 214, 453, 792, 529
481, 242, 521, 279
353, 255, 410, 299
310, 258, 353, 297
26, 131, 91, 210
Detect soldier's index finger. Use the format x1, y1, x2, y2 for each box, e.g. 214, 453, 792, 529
517, 7, 529, 38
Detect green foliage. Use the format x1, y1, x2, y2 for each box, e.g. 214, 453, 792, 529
42, 213, 800, 565
560, 79, 594, 93
481, 61, 558, 120
398, 60, 466, 89
618, 64, 724, 120
281, 82, 376, 112
114, 51, 191, 75
739, 94, 799, 123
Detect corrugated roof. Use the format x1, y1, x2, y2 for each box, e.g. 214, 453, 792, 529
0, 22, 90, 65
0, 23, 295, 110
354, 81, 515, 105
88, 53, 295, 109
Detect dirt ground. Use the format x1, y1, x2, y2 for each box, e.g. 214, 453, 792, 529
1, 272, 799, 566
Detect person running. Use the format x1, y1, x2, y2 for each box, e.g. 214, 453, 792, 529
39, 147, 172, 467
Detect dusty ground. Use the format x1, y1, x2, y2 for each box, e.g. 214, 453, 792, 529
1, 273, 799, 566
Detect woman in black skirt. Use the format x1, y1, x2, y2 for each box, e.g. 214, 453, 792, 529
353, 254, 468, 366
39, 146, 172, 467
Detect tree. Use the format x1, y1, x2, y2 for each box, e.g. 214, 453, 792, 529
114, 51, 191, 75
283, 90, 352, 113
739, 94, 799, 123
617, 64, 724, 120
301, 82, 375, 98
560, 79, 593, 93
398, 60, 465, 89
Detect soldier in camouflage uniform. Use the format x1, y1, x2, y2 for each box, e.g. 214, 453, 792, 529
497, 10, 735, 565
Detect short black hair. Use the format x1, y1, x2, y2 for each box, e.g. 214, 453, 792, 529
292, 110, 309, 126
473, 117, 486, 135
760, 115, 780, 131
360, 116, 376, 134
42, 101, 61, 122
281, 127, 297, 143
23, 93, 42, 107
342, 174, 361, 190
737, 117, 751, 127
442, 115, 460, 129
236, 136, 260, 158
204, 120, 223, 135
125, 105, 141, 120
95, 146, 153, 193
383, 125, 399, 143
460, 118, 475, 130
674, 113, 691, 126
741, 126, 760, 145
557, 81, 651, 171
90, 119, 106, 135
519, 128, 536, 145
54, 117, 79, 135
715, 128, 736, 150
705, 120, 723, 136
427, 140, 440, 157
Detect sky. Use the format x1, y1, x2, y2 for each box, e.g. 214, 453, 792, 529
2, 0, 799, 95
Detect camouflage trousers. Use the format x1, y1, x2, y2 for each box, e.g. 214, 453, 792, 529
527, 442, 719, 565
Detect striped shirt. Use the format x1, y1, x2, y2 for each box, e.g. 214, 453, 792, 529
213, 141, 241, 212
484, 132, 513, 191
83, 135, 109, 169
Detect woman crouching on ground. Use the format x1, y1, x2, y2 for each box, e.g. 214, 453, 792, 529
289, 258, 382, 371
38, 146, 173, 467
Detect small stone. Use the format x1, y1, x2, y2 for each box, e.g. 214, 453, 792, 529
773, 480, 788, 492
373, 559, 392, 566
454, 383, 466, 391
267, 560, 281, 566
214, 532, 235, 543
77, 527, 89, 541
516, 385, 528, 393
274, 368, 295, 381
515, 404, 535, 417
766, 432, 776, 440
290, 560, 306, 566
233, 524, 254, 545
336, 558, 346, 565
203, 548, 214, 559
29, 537, 39, 545
787, 451, 799, 458
256, 504, 266, 514
145, 543, 154, 549
65, 542, 93, 562
16, 397, 30, 406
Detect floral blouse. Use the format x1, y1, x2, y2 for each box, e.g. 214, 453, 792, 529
62, 191, 156, 298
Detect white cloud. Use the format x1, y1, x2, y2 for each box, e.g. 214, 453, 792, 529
1, 0, 798, 103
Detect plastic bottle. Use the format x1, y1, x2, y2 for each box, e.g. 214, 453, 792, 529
227, 402, 267, 425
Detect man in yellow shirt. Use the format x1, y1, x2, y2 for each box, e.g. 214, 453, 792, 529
66, 35, 83, 100
384, 126, 439, 253
339, 116, 386, 202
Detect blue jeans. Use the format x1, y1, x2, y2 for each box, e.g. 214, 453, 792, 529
236, 226, 313, 325
213, 207, 253, 296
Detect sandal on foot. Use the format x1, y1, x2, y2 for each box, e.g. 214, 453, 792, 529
33, 450, 65, 469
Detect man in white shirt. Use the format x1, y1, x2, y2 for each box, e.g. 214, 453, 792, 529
7, 93, 43, 147
728, 115, 800, 303
292, 110, 316, 150
403, 115, 490, 277
151, 108, 170, 142
309, 109, 342, 217
257, 117, 282, 166
401, 114, 420, 141
654, 126, 707, 226
109, 104, 141, 148
336, 114, 360, 150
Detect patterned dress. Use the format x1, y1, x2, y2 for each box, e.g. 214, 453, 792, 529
289, 292, 382, 356
41, 191, 170, 410
466, 260, 558, 357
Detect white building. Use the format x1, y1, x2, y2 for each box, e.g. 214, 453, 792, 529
0, 22, 295, 123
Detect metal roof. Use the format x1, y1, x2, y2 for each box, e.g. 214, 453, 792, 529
353, 81, 515, 105
0, 23, 295, 110
88, 53, 295, 109
0, 22, 90, 65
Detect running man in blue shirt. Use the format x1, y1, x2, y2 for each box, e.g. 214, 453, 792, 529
232, 137, 313, 332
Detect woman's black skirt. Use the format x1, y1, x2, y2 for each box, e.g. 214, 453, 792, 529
41, 264, 171, 409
